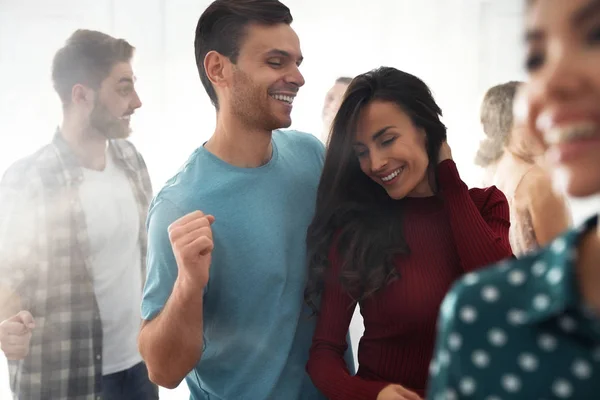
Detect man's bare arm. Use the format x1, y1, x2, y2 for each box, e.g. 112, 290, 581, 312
139, 211, 214, 389
139, 278, 204, 389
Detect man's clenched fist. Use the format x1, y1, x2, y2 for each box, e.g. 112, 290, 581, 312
168, 210, 215, 289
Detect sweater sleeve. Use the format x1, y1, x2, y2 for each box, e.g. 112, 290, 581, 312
306, 247, 390, 400
437, 160, 513, 272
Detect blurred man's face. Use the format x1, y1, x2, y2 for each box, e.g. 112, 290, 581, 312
321, 81, 349, 143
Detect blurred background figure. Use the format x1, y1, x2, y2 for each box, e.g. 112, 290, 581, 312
476, 81, 571, 256
429, 0, 600, 398
321, 76, 352, 144
0, 29, 156, 400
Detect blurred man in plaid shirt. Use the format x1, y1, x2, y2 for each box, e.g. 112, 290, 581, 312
0, 29, 157, 400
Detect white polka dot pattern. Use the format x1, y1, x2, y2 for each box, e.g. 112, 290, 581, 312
472, 350, 490, 368
508, 270, 527, 286
448, 332, 462, 351
532, 260, 547, 276
572, 359, 592, 380
427, 221, 600, 400
438, 350, 450, 367
460, 306, 478, 323
507, 309, 528, 325
551, 238, 567, 254
538, 333, 558, 352
518, 353, 539, 372
482, 285, 500, 302
547, 267, 564, 285
488, 328, 508, 347
559, 316, 577, 333
552, 379, 573, 398
460, 377, 477, 395
464, 273, 480, 286
502, 374, 522, 393
533, 294, 551, 311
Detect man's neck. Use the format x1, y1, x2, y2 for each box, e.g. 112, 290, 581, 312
576, 218, 600, 314
205, 113, 274, 169
61, 117, 108, 171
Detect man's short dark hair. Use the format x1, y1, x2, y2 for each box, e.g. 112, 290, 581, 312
194, 0, 293, 109
51, 29, 135, 107
335, 77, 353, 85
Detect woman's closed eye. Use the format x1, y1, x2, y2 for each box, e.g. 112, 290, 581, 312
381, 137, 397, 146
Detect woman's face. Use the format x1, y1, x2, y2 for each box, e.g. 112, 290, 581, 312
353, 100, 433, 200
525, 0, 600, 197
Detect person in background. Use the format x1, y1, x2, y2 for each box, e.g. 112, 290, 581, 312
305, 66, 513, 400
137, 1, 353, 399
321, 76, 353, 144
0, 30, 156, 399
476, 81, 571, 256
428, 0, 600, 398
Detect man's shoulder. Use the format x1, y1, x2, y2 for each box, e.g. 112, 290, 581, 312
150, 147, 211, 211
274, 130, 324, 152
110, 139, 146, 167
273, 130, 325, 172
1, 144, 58, 189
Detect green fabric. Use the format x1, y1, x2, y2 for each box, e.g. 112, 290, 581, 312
428, 216, 600, 399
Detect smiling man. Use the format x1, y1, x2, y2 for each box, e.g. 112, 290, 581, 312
138, 0, 353, 399
0, 30, 155, 399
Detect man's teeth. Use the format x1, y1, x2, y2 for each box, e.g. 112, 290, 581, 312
544, 122, 599, 145
381, 168, 403, 182
271, 94, 295, 104
120, 116, 131, 121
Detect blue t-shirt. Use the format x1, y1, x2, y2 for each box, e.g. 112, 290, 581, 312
142, 130, 352, 399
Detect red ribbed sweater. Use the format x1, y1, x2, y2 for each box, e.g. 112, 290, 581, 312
306, 160, 513, 399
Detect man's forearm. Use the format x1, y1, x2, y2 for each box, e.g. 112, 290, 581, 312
139, 278, 204, 389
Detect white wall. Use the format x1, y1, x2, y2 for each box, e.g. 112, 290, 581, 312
0, 0, 528, 189
3, 1, 597, 398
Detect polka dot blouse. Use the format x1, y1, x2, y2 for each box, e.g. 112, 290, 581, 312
427, 216, 600, 399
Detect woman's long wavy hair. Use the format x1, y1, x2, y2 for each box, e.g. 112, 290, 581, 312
305, 67, 447, 315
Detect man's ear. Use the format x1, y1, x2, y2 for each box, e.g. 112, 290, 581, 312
71, 84, 94, 110
204, 50, 231, 89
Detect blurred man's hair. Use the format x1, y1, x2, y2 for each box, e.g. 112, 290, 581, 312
52, 29, 135, 107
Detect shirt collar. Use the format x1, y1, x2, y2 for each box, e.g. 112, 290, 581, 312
526, 215, 599, 325
51, 129, 137, 186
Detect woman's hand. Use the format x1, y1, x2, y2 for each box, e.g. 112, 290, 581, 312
376, 384, 423, 400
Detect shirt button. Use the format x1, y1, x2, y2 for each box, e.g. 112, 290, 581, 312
96, 354, 101, 360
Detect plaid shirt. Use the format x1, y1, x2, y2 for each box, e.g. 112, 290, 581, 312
0, 132, 152, 400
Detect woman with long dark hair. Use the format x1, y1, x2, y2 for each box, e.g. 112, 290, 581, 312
305, 67, 514, 400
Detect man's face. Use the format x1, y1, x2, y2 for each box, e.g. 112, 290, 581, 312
89, 62, 142, 139
227, 23, 305, 131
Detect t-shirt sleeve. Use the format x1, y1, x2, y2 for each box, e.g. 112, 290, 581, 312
141, 197, 185, 321
309, 132, 326, 165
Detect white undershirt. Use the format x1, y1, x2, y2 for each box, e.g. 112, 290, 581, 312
79, 152, 143, 375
